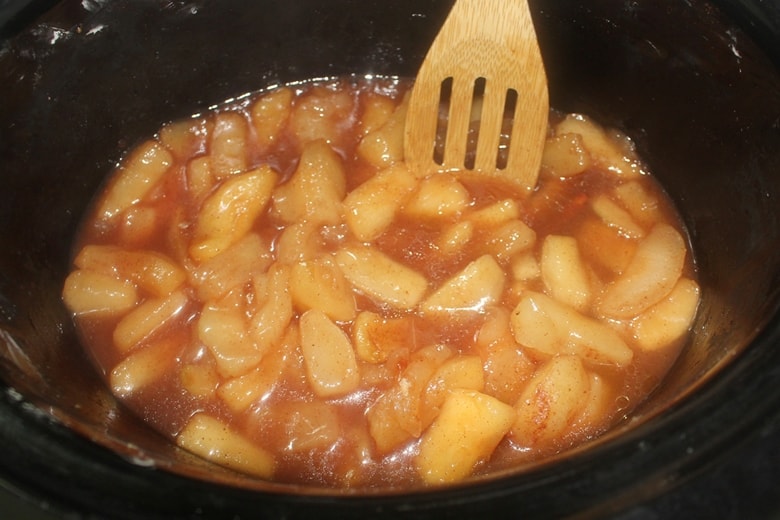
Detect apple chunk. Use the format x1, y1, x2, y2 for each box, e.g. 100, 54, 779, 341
335, 245, 428, 310
177, 413, 274, 479
417, 389, 516, 484
421, 255, 505, 314
299, 309, 360, 398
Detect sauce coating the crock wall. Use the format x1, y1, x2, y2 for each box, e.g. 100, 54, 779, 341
62, 77, 700, 488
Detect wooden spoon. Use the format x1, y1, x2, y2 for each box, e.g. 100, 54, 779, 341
404, 0, 548, 193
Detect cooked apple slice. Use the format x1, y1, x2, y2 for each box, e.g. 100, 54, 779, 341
421, 254, 505, 314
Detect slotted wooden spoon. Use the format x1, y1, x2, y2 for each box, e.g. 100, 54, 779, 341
404, 0, 548, 192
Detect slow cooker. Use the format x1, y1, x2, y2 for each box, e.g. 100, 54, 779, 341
1, 0, 779, 518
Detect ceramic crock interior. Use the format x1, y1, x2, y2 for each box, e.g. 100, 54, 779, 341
1, 0, 779, 517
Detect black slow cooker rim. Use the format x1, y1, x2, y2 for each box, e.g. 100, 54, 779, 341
1, 312, 778, 519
